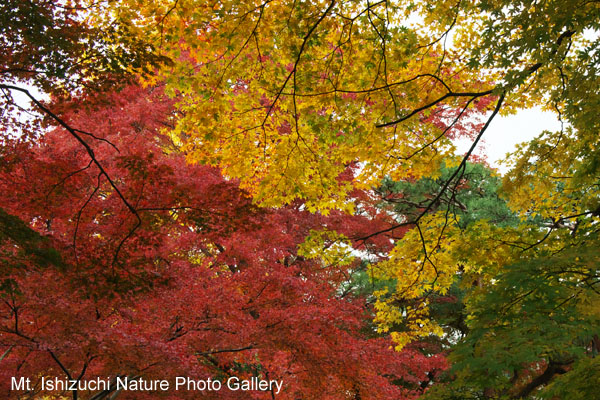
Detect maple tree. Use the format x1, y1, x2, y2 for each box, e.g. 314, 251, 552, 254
1, 0, 600, 399
0, 84, 447, 399
0, 0, 166, 93
111, 0, 499, 211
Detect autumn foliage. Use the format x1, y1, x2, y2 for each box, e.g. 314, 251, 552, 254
0, 85, 446, 399
1, 0, 600, 399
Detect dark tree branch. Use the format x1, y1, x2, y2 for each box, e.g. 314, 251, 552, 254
356, 91, 505, 242
0, 84, 142, 265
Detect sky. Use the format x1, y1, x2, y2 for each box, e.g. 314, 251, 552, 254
455, 107, 562, 174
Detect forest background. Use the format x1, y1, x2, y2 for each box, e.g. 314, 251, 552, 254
0, 0, 599, 399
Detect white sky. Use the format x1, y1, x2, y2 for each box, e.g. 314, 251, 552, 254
455, 107, 562, 174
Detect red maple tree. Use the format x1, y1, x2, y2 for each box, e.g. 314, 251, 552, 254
0, 85, 446, 399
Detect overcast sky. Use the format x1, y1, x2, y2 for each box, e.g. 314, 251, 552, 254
455, 107, 562, 174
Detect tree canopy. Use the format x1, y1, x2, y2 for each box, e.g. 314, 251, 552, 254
1, 0, 599, 399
